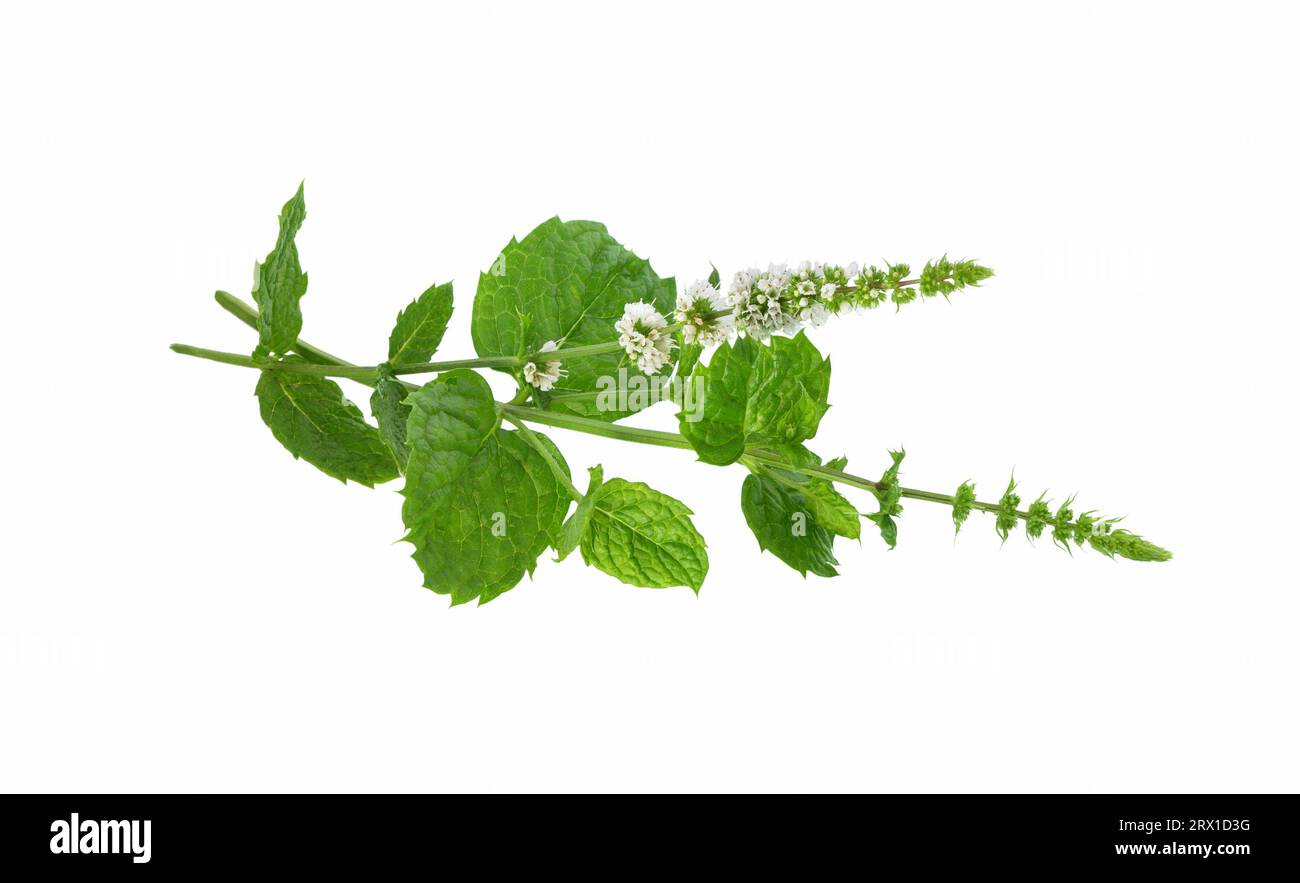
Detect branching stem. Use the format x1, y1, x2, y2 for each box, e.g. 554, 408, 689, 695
195, 290, 1037, 526
170, 344, 381, 382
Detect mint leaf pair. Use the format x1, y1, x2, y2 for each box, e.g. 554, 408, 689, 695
248, 185, 455, 482
249, 185, 396, 485
677, 334, 847, 576
677, 333, 831, 466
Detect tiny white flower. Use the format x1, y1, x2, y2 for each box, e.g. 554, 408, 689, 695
729, 268, 758, 304
523, 340, 563, 391
820, 282, 839, 299
676, 280, 725, 317
636, 331, 673, 374
616, 301, 667, 336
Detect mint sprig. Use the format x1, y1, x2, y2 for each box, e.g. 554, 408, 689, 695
172, 184, 1171, 606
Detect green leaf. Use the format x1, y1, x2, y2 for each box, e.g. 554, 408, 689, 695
255, 360, 399, 486
740, 474, 838, 577
678, 332, 831, 465
471, 217, 676, 421
758, 445, 860, 540
707, 263, 721, 288
408, 432, 571, 606
369, 372, 412, 467
580, 478, 708, 592
675, 339, 703, 379
789, 475, 860, 540
388, 282, 453, 365
555, 465, 604, 562
401, 370, 570, 605
252, 183, 309, 357
400, 369, 500, 530
867, 510, 898, 548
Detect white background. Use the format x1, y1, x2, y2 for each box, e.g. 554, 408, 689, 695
2, 1, 1297, 793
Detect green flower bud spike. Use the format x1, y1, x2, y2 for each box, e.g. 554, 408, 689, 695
995, 476, 1022, 542
953, 481, 977, 534
1025, 492, 1052, 541
941, 481, 1169, 563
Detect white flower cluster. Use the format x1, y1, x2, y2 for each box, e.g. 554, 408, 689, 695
523, 339, 563, 391
726, 262, 851, 340
615, 301, 674, 374
674, 281, 734, 347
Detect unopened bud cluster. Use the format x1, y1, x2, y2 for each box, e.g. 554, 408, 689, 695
951, 477, 1171, 562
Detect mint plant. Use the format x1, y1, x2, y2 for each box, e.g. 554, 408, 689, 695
174, 185, 1171, 605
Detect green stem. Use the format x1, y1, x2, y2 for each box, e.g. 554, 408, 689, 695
502, 413, 582, 501
389, 334, 647, 375
743, 449, 882, 492
389, 355, 520, 373
743, 450, 1029, 518
505, 404, 1043, 525
170, 344, 381, 382
499, 404, 693, 451
213, 290, 516, 375
212, 291, 417, 391
541, 390, 603, 404
214, 291, 356, 368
